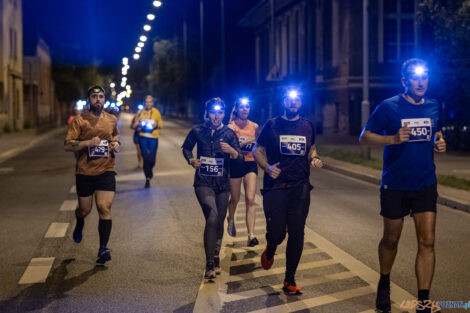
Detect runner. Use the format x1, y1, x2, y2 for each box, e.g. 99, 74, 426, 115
132, 95, 163, 188
226, 97, 260, 247
130, 114, 143, 169
253, 89, 323, 295
359, 59, 446, 313
64, 85, 120, 265
182, 98, 243, 279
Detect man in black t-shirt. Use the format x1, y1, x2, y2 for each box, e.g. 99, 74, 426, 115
253, 89, 323, 295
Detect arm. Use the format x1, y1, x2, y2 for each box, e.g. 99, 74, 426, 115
64, 118, 100, 152
131, 112, 142, 129
308, 144, 323, 168
434, 131, 446, 152
155, 110, 163, 130
224, 130, 243, 161
182, 128, 198, 164
110, 119, 121, 153
359, 127, 411, 146
253, 143, 281, 179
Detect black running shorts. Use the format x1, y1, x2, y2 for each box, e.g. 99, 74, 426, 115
76, 171, 116, 197
380, 184, 438, 219
229, 161, 258, 179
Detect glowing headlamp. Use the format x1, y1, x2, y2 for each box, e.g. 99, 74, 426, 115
288, 90, 300, 99
414, 66, 425, 76
212, 104, 222, 111
240, 98, 249, 105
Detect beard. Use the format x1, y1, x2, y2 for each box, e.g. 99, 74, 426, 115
285, 108, 299, 119
90, 102, 103, 115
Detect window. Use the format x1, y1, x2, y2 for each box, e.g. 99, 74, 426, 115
382, 0, 415, 62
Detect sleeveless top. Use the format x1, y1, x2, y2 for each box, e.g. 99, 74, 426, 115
229, 120, 257, 162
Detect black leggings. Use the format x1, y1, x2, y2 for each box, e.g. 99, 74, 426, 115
263, 184, 311, 282
195, 186, 230, 263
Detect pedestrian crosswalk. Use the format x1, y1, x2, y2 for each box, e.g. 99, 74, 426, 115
194, 194, 415, 312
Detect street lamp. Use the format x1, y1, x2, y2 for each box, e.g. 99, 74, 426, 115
138, 42, 144, 48
147, 14, 155, 21
110, 82, 115, 88
133, 54, 140, 60
153, 1, 162, 7
122, 57, 128, 65
135, 47, 142, 53
143, 25, 151, 31
140, 35, 147, 42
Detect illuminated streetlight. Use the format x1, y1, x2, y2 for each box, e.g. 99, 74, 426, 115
122, 57, 128, 65
110, 82, 115, 88
133, 53, 140, 60
140, 35, 147, 42
122, 77, 127, 82
121, 81, 126, 87
138, 42, 144, 48
147, 14, 155, 21
153, 1, 162, 7
126, 85, 131, 90
135, 47, 142, 53
143, 25, 151, 31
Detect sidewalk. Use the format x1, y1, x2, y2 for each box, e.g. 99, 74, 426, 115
0, 127, 66, 165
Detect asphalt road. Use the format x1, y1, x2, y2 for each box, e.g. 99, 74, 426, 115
0, 113, 468, 313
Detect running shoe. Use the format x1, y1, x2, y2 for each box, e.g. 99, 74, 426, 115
227, 218, 236, 237
96, 247, 111, 265
204, 262, 216, 279
375, 284, 391, 313
247, 237, 259, 247
213, 257, 221, 275
261, 247, 274, 270
282, 280, 302, 295
72, 218, 83, 243
145, 179, 150, 188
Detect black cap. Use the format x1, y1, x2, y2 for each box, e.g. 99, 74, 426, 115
87, 85, 105, 98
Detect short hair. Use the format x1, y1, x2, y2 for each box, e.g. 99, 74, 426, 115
401, 58, 427, 79
87, 85, 105, 98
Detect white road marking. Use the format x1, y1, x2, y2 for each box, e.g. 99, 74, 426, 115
59, 200, 77, 211
69, 185, 76, 193
44, 223, 69, 238
225, 271, 357, 302
230, 248, 322, 266
0, 167, 14, 174
248, 286, 374, 313
18, 257, 55, 284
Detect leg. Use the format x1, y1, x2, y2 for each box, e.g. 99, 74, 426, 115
243, 172, 257, 236
135, 143, 143, 168
77, 195, 93, 218
95, 190, 114, 248
195, 187, 219, 263
413, 212, 436, 290
214, 191, 230, 257
379, 217, 404, 275
139, 137, 152, 179
285, 185, 310, 282
228, 178, 242, 221
263, 189, 288, 252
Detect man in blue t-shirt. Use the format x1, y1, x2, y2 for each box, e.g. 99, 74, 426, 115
253, 89, 323, 295
360, 59, 446, 313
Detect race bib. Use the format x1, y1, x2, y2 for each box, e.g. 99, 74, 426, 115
88, 140, 109, 157
199, 157, 224, 177
239, 136, 255, 152
401, 118, 432, 142
280, 135, 307, 155
140, 119, 155, 132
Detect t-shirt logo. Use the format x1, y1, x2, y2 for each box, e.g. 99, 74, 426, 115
401, 118, 432, 142
199, 156, 224, 176
279, 135, 306, 155
88, 140, 109, 157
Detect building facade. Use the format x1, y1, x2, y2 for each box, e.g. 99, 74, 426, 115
0, 0, 23, 133
240, 0, 423, 136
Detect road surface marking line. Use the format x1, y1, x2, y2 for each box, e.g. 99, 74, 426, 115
0, 167, 14, 174
59, 200, 77, 211
229, 245, 270, 254
248, 286, 374, 313
18, 257, 55, 284
44, 223, 69, 238
230, 248, 322, 266
304, 227, 415, 310
225, 271, 356, 302
69, 185, 76, 193
229, 259, 338, 282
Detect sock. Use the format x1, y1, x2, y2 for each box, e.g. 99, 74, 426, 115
266, 244, 276, 260
248, 233, 255, 240
98, 219, 112, 248
378, 273, 390, 289
418, 289, 429, 301
75, 210, 85, 229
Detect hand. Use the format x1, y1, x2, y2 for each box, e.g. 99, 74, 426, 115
240, 138, 255, 147
434, 132, 446, 152
393, 126, 411, 144
311, 157, 323, 168
266, 162, 281, 179
110, 142, 120, 153
220, 142, 234, 154
89, 136, 101, 146
190, 159, 202, 169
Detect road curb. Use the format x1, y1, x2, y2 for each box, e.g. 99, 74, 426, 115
322, 162, 470, 214
0, 127, 67, 165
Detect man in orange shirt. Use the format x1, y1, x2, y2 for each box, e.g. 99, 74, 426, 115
64, 85, 120, 265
